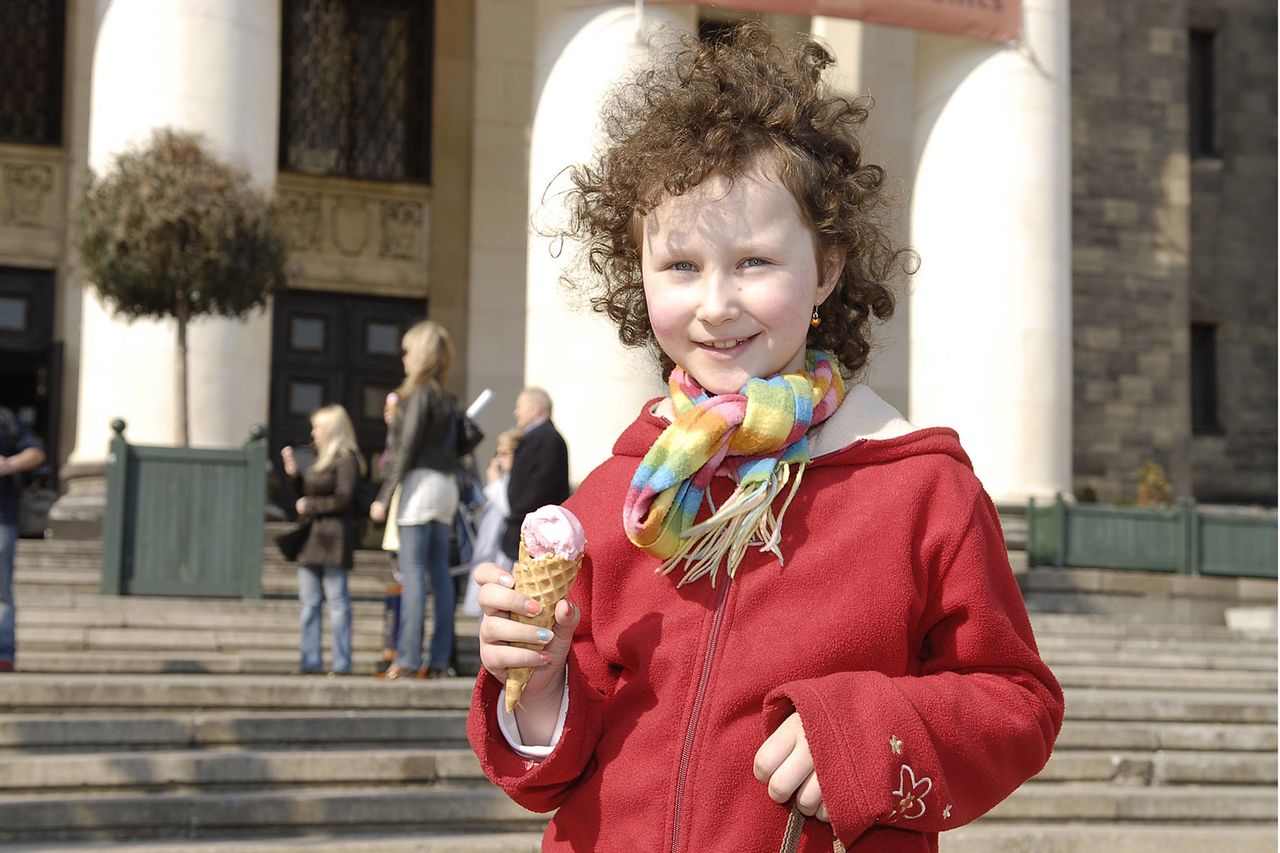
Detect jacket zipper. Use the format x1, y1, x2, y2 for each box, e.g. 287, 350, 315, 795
670, 578, 732, 853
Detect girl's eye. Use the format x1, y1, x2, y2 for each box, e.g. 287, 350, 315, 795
741, 257, 768, 268
671, 261, 696, 272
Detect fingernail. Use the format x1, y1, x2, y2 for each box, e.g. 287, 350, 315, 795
526, 600, 541, 615
539, 652, 552, 664
537, 629, 553, 642
498, 575, 514, 588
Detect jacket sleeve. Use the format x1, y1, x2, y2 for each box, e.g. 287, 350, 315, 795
467, 488, 617, 812
763, 494, 1064, 846
377, 390, 426, 506
507, 429, 569, 521
304, 452, 357, 516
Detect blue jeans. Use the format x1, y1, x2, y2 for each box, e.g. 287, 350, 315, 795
396, 521, 454, 672
298, 565, 352, 674
0, 522, 15, 665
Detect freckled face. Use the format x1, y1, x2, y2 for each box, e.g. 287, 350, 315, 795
640, 170, 840, 395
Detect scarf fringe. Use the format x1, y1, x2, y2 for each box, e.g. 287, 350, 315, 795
656, 462, 808, 587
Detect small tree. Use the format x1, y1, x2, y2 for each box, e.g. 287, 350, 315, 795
76, 128, 286, 446
1136, 460, 1175, 507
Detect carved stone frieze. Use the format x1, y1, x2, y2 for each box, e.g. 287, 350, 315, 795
380, 201, 423, 259
273, 172, 430, 298
277, 191, 321, 252
2, 163, 54, 227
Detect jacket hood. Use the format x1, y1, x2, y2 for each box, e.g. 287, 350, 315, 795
612, 384, 974, 473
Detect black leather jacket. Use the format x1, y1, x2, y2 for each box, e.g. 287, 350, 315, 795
376, 384, 480, 506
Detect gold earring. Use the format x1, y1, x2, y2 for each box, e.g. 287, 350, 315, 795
810, 307, 821, 328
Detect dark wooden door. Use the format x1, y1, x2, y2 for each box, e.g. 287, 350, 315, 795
269, 290, 424, 512
0, 266, 57, 487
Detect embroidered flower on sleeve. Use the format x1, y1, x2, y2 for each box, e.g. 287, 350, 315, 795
887, 763, 932, 821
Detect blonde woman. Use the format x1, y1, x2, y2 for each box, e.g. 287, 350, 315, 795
371, 320, 482, 680
281, 405, 365, 675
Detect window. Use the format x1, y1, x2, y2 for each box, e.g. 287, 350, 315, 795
279, 0, 433, 182
1188, 29, 1217, 159
0, 0, 65, 146
1190, 322, 1221, 434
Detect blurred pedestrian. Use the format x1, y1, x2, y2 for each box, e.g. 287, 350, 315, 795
500, 387, 570, 563
0, 406, 45, 673
372, 320, 482, 680
459, 427, 522, 616
281, 404, 364, 676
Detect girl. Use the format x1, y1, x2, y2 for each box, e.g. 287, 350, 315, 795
468, 25, 1063, 852
371, 320, 482, 680
281, 404, 364, 676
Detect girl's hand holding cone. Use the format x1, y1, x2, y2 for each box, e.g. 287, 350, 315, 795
475, 561, 581, 745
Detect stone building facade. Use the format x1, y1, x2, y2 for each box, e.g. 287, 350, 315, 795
1071, 0, 1276, 504
0, 0, 1273, 532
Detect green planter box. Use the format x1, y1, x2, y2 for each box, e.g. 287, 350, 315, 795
101, 419, 267, 598
1028, 494, 1277, 579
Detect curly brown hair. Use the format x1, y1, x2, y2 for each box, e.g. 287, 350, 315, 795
558, 22, 914, 381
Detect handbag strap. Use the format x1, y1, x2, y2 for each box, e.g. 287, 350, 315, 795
779, 805, 845, 853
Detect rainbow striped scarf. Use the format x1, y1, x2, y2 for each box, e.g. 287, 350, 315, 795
623, 350, 845, 586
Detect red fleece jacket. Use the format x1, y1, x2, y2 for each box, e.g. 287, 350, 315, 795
469, 400, 1064, 852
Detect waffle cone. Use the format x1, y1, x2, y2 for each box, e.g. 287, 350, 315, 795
504, 540, 582, 712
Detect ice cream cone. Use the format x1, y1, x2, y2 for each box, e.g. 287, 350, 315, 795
505, 539, 582, 712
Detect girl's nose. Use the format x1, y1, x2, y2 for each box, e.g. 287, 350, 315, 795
695, 271, 740, 325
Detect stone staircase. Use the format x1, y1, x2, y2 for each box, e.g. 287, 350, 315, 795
2, 537, 1275, 851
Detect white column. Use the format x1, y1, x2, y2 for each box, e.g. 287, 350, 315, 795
810, 17, 915, 416
525, 2, 692, 485
909, 0, 1072, 502
70, 0, 280, 459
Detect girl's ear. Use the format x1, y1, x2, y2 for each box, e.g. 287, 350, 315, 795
817, 245, 846, 304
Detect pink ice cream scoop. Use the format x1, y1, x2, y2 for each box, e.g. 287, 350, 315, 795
520, 505, 586, 561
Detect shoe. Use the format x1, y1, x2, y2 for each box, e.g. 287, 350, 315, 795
374, 664, 414, 680
0, 661, 13, 673
422, 666, 457, 680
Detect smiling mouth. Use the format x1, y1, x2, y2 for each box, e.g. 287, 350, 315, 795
701, 336, 754, 351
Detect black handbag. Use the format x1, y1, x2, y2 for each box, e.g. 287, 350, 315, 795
274, 521, 312, 561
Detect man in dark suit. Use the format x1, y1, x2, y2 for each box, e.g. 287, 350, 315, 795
501, 387, 570, 561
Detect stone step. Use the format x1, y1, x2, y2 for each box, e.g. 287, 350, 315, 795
1037, 749, 1277, 785
2, 674, 1274, 723
0, 747, 487, 792
985, 783, 1277, 822
17, 606, 1273, 660
4, 825, 1276, 853
1055, 718, 1278, 752
0, 711, 470, 753
1063, 687, 1276, 724
3, 710, 1271, 759
0, 779, 1271, 844
0, 673, 477, 713
0, 785, 546, 843
1048, 664, 1275, 692
939, 825, 1279, 853
2, 742, 1270, 792
0, 834, 545, 853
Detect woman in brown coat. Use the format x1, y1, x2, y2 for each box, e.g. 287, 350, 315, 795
282, 405, 365, 675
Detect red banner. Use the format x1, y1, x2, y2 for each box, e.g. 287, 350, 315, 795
656, 0, 1022, 43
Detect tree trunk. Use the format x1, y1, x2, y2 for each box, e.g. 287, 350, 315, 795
175, 296, 190, 447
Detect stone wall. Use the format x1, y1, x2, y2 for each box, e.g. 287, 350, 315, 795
1186, 0, 1277, 504
1070, 0, 1275, 505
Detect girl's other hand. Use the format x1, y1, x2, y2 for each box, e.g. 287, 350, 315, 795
754, 713, 829, 823
294, 497, 308, 516
476, 561, 580, 740
369, 500, 387, 523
